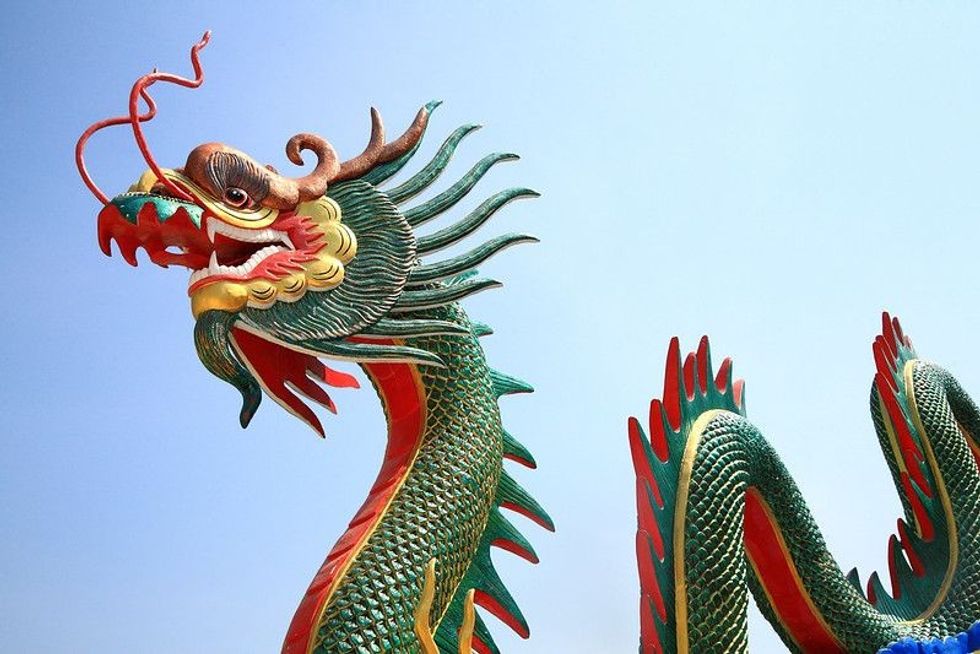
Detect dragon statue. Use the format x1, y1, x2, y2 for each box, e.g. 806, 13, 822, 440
76, 34, 549, 654
76, 35, 980, 654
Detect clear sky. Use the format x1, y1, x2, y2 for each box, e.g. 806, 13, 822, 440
3, 1, 980, 652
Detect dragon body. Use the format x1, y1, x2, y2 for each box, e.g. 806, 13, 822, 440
630, 315, 980, 653
77, 35, 980, 654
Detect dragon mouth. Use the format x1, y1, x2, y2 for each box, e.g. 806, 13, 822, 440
187, 220, 298, 292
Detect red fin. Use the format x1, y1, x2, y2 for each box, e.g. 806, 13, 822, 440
230, 327, 357, 436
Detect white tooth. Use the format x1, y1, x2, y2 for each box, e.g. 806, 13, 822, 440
207, 221, 217, 243
281, 234, 294, 249
209, 251, 219, 273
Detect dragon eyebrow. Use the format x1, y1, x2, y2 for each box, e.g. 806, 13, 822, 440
204, 151, 271, 202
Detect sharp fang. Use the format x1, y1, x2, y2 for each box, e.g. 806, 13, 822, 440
209, 251, 219, 273
207, 220, 217, 243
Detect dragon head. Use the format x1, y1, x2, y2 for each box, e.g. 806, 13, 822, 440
76, 33, 450, 435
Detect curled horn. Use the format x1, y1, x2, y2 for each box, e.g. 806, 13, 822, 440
282, 134, 341, 203
331, 106, 430, 183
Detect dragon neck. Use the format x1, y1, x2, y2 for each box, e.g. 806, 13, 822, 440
282, 304, 503, 654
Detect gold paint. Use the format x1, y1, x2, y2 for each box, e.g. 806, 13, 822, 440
414, 560, 476, 654
457, 589, 477, 654
415, 559, 440, 654
672, 409, 725, 654
305, 360, 429, 654
190, 282, 248, 316
745, 489, 844, 649
897, 360, 959, 625
129, 169, 158, 193
189, 196, 357, 318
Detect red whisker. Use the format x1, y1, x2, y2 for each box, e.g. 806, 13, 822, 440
74, 31, 211, 206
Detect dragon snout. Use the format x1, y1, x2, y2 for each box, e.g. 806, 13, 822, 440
97, 194, 210, 269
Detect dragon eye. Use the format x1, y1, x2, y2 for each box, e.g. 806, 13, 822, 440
223, 187, 250, 208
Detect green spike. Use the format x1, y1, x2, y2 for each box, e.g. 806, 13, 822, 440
490, 369, 534, 397
468, 549, 529, 637
387, 124, 481, 204
408, 233, 538, 285
867, 571, 890, 605
845, 567, 863, 593
471, 322, 494, 337
502, 429, 537, 468
405, 153, 520, 228
416, 188, 539, 254
391, 279, 501, 313
486, 509, 538, 562
447, 269, 480, 285
361, 100, 441, 186
298, 338, 445, 367
497, 470, 554, 531
358, 317, 470, 339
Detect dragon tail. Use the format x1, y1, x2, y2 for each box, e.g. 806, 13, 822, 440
628, 336, 745, 654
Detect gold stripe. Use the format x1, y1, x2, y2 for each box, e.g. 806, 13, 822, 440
415, 559, 440, 654
306, 360, 429, 654
897, 360, 958, 624
458, 589, 477, 654
672, 409, 725, 654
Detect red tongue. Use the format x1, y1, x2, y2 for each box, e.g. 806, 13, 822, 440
230, 327, 359, 436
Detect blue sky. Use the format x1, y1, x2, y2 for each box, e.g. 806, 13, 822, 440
4, 1, 980, 651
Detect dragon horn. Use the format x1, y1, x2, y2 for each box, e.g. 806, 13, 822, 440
283, 133, 341, 203
331, 105, 431, 184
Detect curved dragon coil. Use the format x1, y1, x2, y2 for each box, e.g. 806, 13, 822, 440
630, 313, 980, 653
77, 35, 550, 654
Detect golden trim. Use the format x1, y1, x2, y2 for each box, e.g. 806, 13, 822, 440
306, 360, 429, 654
415, 559, 440, 654
897, 360, 958, 625
457, 589, 477, 654
672, 409, 725, 654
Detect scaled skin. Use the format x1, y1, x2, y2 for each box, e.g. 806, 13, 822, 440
631, 315, 980, 653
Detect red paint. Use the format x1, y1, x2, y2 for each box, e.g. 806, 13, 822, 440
744, 488, 846, 653
647, 400, 669, 462
503, 452, 537, 469
492, 538, 538, 563
472, 635, 492, 654
695, 336, 709, 394
663, 338, 682, 431
231, 328, 359, 437
500, 501, 554, 532
281, 355, 425, 654
474, 590, 529, 639
900, 472, 935, 541
682, 353, 696, 400
896, 519, 925, 576
877, 374, 931, 498
715, 357, 732, 393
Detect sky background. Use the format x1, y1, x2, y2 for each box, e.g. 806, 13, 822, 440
3, 1, 980, 652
